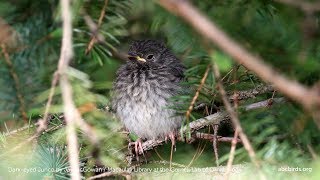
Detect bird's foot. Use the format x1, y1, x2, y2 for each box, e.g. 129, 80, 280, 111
167, 131, 176, 152
128, 138, 145, 161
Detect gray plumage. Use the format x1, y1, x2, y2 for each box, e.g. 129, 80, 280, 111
112, 40, 185, 140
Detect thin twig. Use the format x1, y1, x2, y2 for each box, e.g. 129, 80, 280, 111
186, 65, 210, 119
157, 0, 320, 127
39, 71, 60, 132
224, 129, 239, 179
58, 0, 81, 179
0, 45, 28, 123
4, 124, 35, 136
186, 138, 202, 167
82, 12, 128, 62
169, 139, 174, 170
180, 65, 210, 170
245, 97, 285, 111
85, 0, 109, 54
154, 148, 165, 161
213, 124, 219, 166
228, 85, 274, 101
221, 67, 234, 82
225, 75, 241, 179
76, 117, 99, 144
195, 85, 275, 111
186, 129, 209, 168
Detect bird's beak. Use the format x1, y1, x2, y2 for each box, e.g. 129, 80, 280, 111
136, 56, 146, 62
128, 55, 146, 63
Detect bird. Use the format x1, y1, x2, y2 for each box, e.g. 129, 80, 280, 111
112, 40, 185, 158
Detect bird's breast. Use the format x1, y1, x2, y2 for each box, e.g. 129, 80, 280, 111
113, 68, 182, 139
118, 69, 177, 100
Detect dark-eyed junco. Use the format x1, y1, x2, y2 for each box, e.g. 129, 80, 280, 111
113, 40, 185, 157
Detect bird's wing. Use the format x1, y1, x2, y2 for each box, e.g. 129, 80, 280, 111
168, 63, 186, 80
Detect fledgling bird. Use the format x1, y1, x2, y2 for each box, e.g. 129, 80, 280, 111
112, 40, 185, 157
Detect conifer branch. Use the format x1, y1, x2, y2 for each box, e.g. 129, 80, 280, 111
211, 63, 261, 170
133, 96, 284, 155
157, 0, 320, 128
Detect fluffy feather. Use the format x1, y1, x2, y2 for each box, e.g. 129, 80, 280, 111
113, 40, 185, 139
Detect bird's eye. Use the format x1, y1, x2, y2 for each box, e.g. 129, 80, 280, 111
146, 54, 154, 60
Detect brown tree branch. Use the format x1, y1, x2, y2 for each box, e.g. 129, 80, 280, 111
133, 111, 229, 154
228, 85, 274, 101
157, 0, 320, 128
194, 132, 242, 143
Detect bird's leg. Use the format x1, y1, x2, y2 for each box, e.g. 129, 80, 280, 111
168, 131, 176, 152
128, 138, 145, 162
135, 138, 144, 157
168, 131, 177, 170
164, 136, 168, 143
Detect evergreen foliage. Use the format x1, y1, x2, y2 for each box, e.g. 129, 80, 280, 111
0, 0, 319, 179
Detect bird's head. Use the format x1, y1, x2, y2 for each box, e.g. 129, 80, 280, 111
127, 40, 174, 67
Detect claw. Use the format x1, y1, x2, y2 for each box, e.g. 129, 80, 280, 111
129, 138, 146, 162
